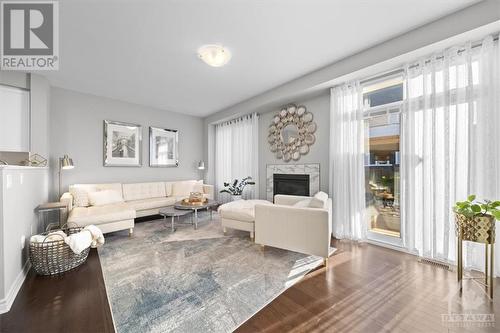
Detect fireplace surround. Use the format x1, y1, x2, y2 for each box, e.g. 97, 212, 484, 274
266, 163, 320, 201
273, 174, 310, 198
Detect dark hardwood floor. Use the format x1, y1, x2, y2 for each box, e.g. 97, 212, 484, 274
1, 239, 499, 333
237, 240, 500, 333
0, 249, 114, 333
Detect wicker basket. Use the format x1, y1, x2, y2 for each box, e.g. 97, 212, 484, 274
29, 226, 91, 275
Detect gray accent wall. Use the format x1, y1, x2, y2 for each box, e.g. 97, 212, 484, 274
49, 88, 204, 200
258, 93, 330, 198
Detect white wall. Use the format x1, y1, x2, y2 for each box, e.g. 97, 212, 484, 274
49, 88, 204, 199
0, 73, 50, 159
0, 73, 50, 313
0, 86, 29, 152
258, 93, 330, 198
30, 75, 51, 158
0, 166, 48, 312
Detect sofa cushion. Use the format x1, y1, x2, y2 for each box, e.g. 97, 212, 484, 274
171, 180, 203, 197
218, 199, 272, 222
69, 186, 94, 207
68, 203, 135, 226
88, 190, 124, 206
126, 197, 176, 211
122, 182, 166, 201
293, 198, 313, 208
310, 191, 329, 208
165, 182, 173, 196
70, 183, 123, 206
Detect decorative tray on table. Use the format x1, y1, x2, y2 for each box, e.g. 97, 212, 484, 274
180, 192, 208, 206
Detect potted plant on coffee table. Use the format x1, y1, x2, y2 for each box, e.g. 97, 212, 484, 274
220, 177, 255, 201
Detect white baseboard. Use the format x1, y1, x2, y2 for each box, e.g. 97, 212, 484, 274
0, 261, 31, 314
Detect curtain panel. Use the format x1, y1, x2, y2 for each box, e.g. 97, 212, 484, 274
329, 82, 367, 241
214, 113, 259, 202
402, 36, 500, 275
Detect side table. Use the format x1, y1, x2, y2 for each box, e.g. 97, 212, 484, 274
36, 202, 68, 231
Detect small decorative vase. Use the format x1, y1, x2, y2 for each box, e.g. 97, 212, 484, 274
232, 195, 243, 201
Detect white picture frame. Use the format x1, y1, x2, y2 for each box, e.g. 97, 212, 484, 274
149, 126, 179, 167
103, 120, 142, 167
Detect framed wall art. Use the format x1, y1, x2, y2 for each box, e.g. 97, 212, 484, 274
103, 120, 142, 167
149, 126, 179, 167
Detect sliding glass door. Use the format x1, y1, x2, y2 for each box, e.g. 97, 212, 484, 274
363, 76, 403, 246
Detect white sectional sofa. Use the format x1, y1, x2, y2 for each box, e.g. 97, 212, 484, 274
60, 180, 214, 235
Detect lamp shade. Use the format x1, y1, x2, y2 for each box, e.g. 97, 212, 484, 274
60, 155, 74, 170
197, 161, 205, 170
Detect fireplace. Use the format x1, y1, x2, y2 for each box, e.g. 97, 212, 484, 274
273, 174, 310, 199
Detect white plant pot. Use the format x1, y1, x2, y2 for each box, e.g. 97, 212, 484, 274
231, 195, 243, 201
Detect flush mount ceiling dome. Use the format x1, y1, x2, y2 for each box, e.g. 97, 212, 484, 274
197, 44, 232, 67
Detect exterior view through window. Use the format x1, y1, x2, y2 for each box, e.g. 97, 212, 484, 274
363, 76, 403, 240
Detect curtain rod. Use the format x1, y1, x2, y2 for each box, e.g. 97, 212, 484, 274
407, 35, 498, 70
217, 112, 259, 126
358, 34, 499, 85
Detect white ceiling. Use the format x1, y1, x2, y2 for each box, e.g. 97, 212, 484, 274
42, 0, 479, 117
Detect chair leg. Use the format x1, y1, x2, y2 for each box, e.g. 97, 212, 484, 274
250, 231, 254, 240
128, 228, 134, 237
223, 227, 227, 235
323, 257, 328, 268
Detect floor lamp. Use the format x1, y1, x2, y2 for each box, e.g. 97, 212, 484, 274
59, 155, 74, 198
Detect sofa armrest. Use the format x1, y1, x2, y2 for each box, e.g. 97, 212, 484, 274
60, 192, 73, 212
274, 194, 310, 206
203, 184, 214, 200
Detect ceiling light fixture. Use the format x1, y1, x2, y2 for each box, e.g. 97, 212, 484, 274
197, 44, 231, 67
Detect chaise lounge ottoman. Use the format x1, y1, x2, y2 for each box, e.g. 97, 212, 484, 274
218, 199, 272, 239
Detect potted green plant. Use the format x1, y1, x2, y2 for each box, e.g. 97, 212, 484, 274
220, 177, 255, 201
453, 195, 500, 243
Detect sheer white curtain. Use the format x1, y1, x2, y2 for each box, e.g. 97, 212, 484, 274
330, 82, 367, 241
402, 36, 500, 275
215, 113, 259, 202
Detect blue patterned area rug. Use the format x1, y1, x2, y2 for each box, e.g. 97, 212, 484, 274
98, 215, 323, 333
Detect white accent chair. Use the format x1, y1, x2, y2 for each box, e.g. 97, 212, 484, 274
254, 194, 333, 261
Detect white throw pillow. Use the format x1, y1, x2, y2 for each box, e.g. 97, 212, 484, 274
88, 190, 124, 206
309, 191, 329, 208
165, 182, 173, 196
172, 180, 203, 196
293, 199, 312, 208
70, 186, 93, 207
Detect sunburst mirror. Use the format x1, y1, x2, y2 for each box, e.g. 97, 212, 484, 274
267, 104, 316, 162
